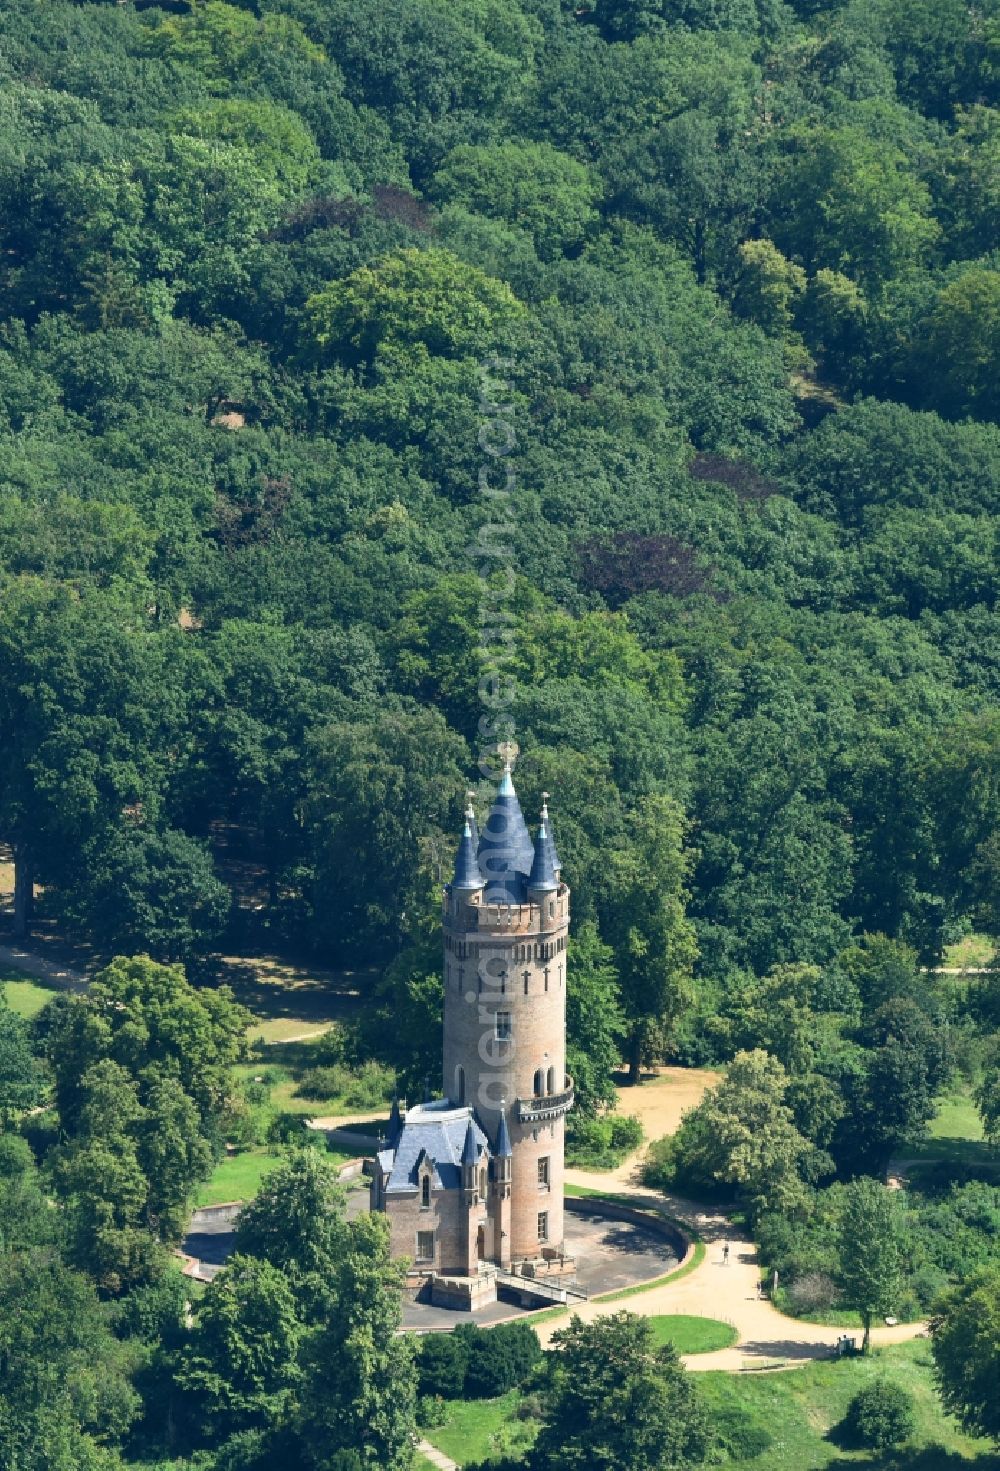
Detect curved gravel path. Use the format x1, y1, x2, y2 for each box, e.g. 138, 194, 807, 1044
540, 1177, 926, 1370
542, 1069, 927, 1370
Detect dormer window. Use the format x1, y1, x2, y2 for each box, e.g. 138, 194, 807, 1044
421, 1175, 431, 1209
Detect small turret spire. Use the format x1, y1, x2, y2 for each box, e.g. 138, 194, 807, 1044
461, 1117, 479, 1168
387, 1095, 402, 1146
528, 815, 558, 891
451, 820, 485, 890
496, 1102, 512, 1158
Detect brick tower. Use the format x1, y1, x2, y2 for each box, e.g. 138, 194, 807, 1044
441, 759, 572, 1267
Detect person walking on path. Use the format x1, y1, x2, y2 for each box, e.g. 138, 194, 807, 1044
723, 1241, 730, 1265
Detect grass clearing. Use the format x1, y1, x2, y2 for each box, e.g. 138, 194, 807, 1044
942, 933, 996, 969
193, 1146, 353, 1207
900, 1087, 996, 1175
1, 975, 60, 1018
647, 1314, 738, 1354
246, 1016, 334, 1044
421, 1390, 538, 1466
698, 1340, 993, 1469
194, 1151, 286, 1207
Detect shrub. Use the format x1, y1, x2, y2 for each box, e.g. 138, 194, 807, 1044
304, 1025, 348, 1067
910, 1262, 950, 1311
567, 1113, 643, 1168
342, 1060, 395, 1110
787, 1271, 839, 1316
416, 1394, 448, 1428
417, 1331, 470, 1399
841, 1380, 916, 1450
609, 1114, 643, 1152
642, 1134, 678, 1190
295, 1065, 348, 1100
714, 1403, 774, 1461
456, 1321, 541, 1398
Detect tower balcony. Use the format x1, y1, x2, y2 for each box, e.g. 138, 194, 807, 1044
516, 1076, 574, 1124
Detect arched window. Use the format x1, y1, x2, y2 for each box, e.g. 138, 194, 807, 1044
455, 1065, 466, 1105
533, 1068, 545, 1098
421, 1175, 431, 1208
547, 1066, 556, 1095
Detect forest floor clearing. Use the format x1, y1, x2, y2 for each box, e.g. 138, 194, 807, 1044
0, 932, 373, 1041
577, 1065, 722, 1184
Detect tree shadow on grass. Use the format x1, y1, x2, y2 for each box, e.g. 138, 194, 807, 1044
827, 1446, 1000, 1471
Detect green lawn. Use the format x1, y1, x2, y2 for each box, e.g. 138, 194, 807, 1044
193, 1146, 353, 1208
698, 1340, 994, 1469
422, 1390, 538, 1466
902, 1088, 996, 1173
246, 1017, 334, 1044
194, 1150, 287, 1207
0, 974, 61, 1018
647, 1314, 738, 1354
423, 1343, 995, 1469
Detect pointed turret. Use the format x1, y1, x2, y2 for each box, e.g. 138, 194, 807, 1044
465, 790, 479, 848
477, 758, 534, 902
452, 820, 485, 890
461, 1116, 479, 1168
528, 817, 559, 891
495, 1103, 512, 1159
540, 792, 561, 875
387, 1095, 402, 1146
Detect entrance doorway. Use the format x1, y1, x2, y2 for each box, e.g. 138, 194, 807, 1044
477, 1225, 486, 1261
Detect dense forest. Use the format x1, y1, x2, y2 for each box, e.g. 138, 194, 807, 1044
3, 1, 1000, 1469
1, 0, 999, 995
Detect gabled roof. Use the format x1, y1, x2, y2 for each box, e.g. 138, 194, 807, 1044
382, 1101, 491, 1195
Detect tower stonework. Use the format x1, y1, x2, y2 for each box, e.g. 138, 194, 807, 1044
371, 765, 573, 1297
442, 772, 572, 1266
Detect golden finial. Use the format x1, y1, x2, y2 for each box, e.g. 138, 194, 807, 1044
497, 740, 519, 773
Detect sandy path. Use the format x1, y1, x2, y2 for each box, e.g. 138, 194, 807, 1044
541, 1179, 927, 1370
0, 939, 88, 991
540, 1068, 927, 1370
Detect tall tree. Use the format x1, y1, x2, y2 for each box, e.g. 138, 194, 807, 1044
600, 795, 697, 1082
932, 1267, 1000, 1444
177, 1255, 302, 1438
534, 1312, 710, 1471
296, 1214, 417, 1471
837, 1177, 905, 1353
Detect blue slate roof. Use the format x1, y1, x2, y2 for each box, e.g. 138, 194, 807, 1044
477, 769, 534, 903
540, 800, 561, 874
461, 1116, 479, 1166
495, 1106, 512, 1157
528, 818, 558, 891
382, 1101, 490, 1195
452, 820, 485, 890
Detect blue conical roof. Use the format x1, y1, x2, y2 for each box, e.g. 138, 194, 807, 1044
461, 1116, 479, 1167
477, 768, 534, 903
528, 818, 559, 890
541, 796, 561, 874
387, 1096, 402, 1147
496, 1104, 512, 1157
452, 820, 485, 890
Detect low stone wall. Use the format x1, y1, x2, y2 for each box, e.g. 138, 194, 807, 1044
322, 1126, 381, 1153
564, 1195, 692, 1273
